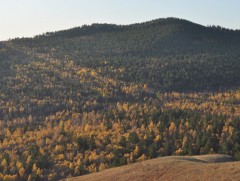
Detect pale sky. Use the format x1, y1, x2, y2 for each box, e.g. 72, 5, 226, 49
1, 0, 240, 41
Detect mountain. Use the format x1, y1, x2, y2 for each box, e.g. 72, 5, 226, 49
1, 18, 240, 180
3, 17, 240, 92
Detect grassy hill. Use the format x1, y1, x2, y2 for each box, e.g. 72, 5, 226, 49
64, 154, 239, 181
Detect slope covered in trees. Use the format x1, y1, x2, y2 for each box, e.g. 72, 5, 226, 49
8, 17, 240, 91
0, 18, 240, 180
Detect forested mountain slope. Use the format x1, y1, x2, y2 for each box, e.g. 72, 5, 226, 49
1, 18, 240, 180
4, 17, 240, 91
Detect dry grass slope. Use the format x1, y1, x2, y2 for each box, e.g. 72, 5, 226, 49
63, 154, 240, 181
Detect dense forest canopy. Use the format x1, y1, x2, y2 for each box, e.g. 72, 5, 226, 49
0, 18, 240, 180
4, 18, 240, 92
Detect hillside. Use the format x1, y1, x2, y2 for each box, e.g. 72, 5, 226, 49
64, 154, 239, 181
1, 18, 240, 180
3, 17, 240, 91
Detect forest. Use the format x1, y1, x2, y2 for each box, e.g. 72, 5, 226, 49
0, 18, 240, 180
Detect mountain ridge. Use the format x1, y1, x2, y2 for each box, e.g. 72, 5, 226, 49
6, 17, 240, 41
9, 17, 240, 56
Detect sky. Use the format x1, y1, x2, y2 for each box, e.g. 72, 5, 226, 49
1, 0, 240, 41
